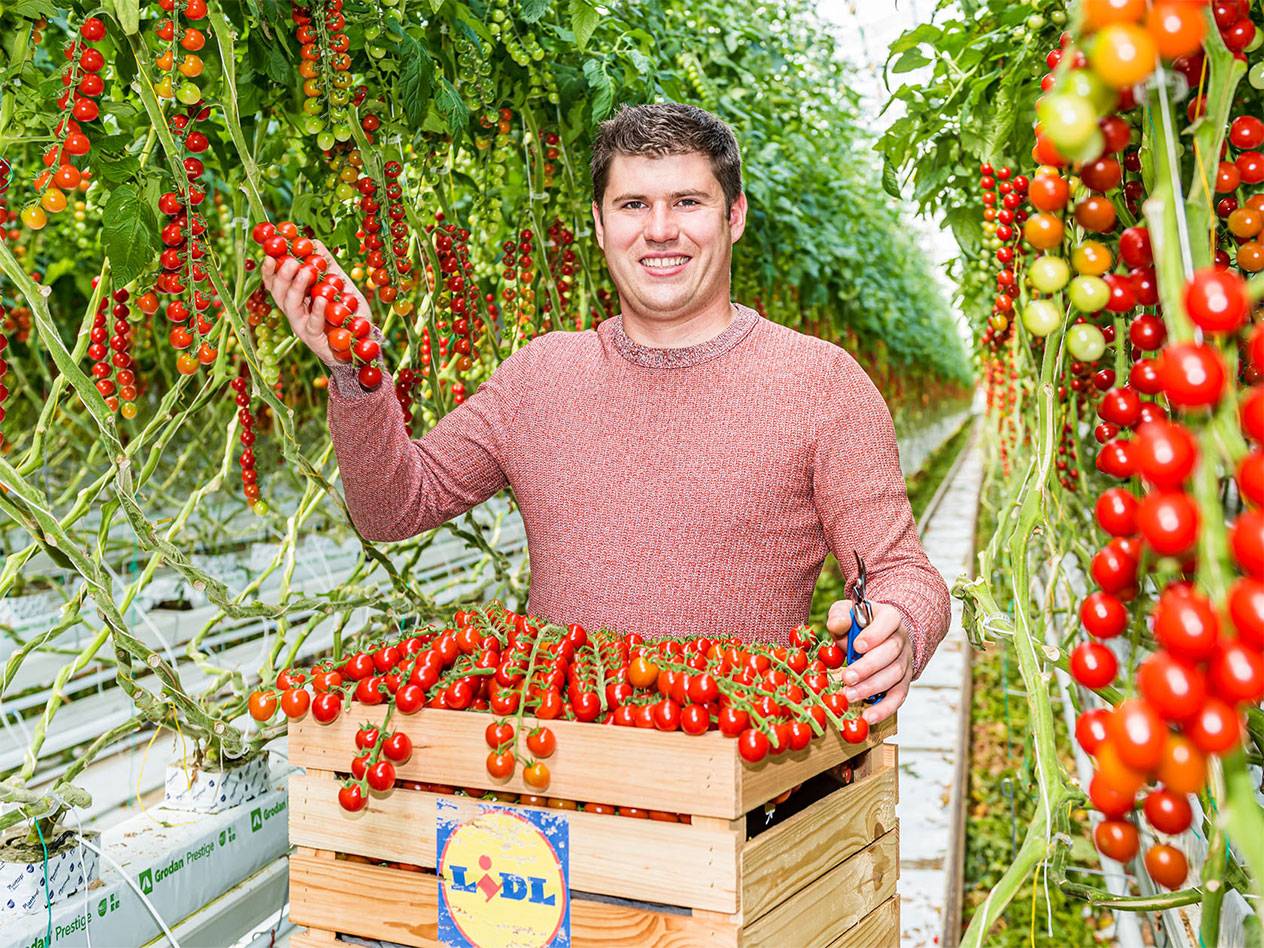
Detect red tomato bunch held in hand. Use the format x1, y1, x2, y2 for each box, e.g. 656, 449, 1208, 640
246, 604, 870, 813
251, 220, 385, 390
257, 221, 382, 385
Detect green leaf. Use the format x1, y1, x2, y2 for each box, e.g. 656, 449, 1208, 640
101, 184, 159, 288
5, 0, 59, 16
890, 49, 930, 74
397, 34, 435, 128
106, 0, 141, 33
881, 156, 901, 200
583, 59, 614, 122
570, 0, 599, 51
248, 32, 291, 85
435, 78, 469, 134
92, 152, 141, 186
520, 0, 549, 23
290, 192, 322, 226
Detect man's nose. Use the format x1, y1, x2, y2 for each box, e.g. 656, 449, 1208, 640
644, 202, 677, 243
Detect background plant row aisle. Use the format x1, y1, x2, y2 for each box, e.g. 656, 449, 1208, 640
0, 0, 971, 918
881, 0, 1264, 944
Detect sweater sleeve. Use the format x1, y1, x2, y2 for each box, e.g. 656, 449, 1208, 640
327, 338, 541, 542
811, 352, 951, 681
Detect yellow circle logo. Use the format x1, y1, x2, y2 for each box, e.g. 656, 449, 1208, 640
437, 803, 570, 948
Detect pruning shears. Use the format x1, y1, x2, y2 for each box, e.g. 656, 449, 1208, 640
847, 550, 885, 706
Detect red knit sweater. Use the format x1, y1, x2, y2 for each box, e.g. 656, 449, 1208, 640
328, 303, 952, 679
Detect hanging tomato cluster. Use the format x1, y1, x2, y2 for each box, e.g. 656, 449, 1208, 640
247, 602, 872, 814
23, 17, 108, 232
352, 159, 414, 311
980, 0, 1264, 896
85, 281, 139, 418
251, 219, 385, 390
229, 368, 267, 513
141, 103, 221, 374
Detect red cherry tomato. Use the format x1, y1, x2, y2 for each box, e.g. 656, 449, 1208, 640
382, 731, 412, 763
1143, 788, 1193, 835
1137, 651, 1207, 722
366, 760, 396, 792
1185, 698, 1242, 755
526, 727, 557, 758
338, 783, 366, 812
312, 692, 341, 724
1107, 699, 1168, 774
1144, 844, 1188, 890
1094, 819, 1139, 862
1070, 641, 1118, 689
738, 728, 769, 762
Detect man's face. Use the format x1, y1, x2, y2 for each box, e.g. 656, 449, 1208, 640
592, 152, 746, 321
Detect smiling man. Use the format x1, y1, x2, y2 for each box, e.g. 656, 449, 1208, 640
262, 102, 952, 724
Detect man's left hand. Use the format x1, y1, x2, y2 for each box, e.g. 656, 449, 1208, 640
825, 599, 913, 726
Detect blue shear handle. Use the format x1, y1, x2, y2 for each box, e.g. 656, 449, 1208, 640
846, 606, 886, 705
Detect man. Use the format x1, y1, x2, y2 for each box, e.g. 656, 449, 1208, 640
262, 103, 951, 725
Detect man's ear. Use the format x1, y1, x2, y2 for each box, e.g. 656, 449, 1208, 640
728, 191, 748, 244
592, 200, 605, 251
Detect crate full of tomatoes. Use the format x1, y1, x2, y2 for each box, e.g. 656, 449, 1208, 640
255, 603, 899, 947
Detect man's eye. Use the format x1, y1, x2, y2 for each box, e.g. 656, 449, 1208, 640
679, 199, 698, 206
623, 201, 645, 209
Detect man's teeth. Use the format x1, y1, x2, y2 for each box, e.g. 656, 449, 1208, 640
642, 256, 689, 268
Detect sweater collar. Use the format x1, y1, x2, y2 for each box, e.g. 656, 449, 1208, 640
604, 302, 760, 369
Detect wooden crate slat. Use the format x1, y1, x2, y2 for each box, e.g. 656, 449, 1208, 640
740, 749, 897, 921
289, 852, 740, 947
289, 707, 893, 819
288, 771, 742, 912
827, 895, 899, 947
289, 707, 740, 816
737, 715, 895, 815
739, 828, 898, 948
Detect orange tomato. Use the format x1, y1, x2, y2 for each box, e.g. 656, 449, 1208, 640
1023, 212, 1065, 250
1147, 3, 1206, 60
1091, 23, 1159, 88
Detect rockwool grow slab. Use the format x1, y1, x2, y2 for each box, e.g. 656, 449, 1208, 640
6, 776, 289, 948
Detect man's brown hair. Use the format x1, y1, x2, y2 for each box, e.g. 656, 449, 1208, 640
590, 103, 743, 215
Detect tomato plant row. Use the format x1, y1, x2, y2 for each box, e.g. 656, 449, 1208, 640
883, 0, 1264, 943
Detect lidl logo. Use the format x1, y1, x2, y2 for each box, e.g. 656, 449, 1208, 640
436, 799, 570, 948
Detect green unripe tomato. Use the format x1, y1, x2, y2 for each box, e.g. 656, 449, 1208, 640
1248, 28, 1264, 53
333, 123, 353, 142
1029, 255, 1071, 293
1022, 299, 1063, 337
317, 131, 336, 151
1061, 69, 1115, 115
1062, 129, 1106, 165
335, 181, 356, 201
176, 81, 202, 105
1050, 10, 1067, 25
1027, 14, 1046, 29
368, 44, 387, 59
330, 90, 350, 107
302, 97, 323, 117
1251, 60, 1264, 90
302, 115, 325, 135
1036, 93, 1099, 153
364, 24, 381, 40
1066, 323, 1107, 361
253, 500, 270, 516
1068, 275, 1110, 312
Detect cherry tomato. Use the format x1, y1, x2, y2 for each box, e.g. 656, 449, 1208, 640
280, 687, 310, 719
841, 716, 870, 744
681, 703, 711, 736
248, 690, 277, 721
395, 683, 424, 714
1185, 698, 1241, 755
1207, 640, 1264, 704
382, 731, 412, 763
1107, 699, 1168, 773
1070, 641, 1118, 689
1157, 735, 1207, 795
523, 761, 551, 790
366, 760, 396, 792
1076, 709, 1112, 755
526, 727, 557, 758
1143, 788, 1193, 835
1089, 771, 1136, 818
738, 728, 770, 762
1094, 819, 1139, 863
1137, 651, 1206, 722
486, 751, 515, 779
1144, 844, 1188, 890
338, 783, 366, 812
312, 692, 341, 724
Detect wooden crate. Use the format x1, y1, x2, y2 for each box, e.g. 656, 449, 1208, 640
287, 707, 899, 947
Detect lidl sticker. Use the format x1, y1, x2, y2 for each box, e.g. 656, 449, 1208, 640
436, 797, 571, 948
